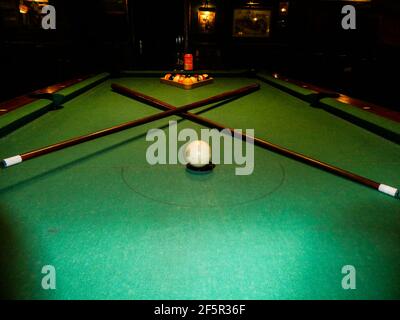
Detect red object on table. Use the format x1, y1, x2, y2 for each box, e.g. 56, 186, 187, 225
184, 53, 193, 70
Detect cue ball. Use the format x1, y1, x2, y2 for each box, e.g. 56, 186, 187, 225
185, 140, 211, 168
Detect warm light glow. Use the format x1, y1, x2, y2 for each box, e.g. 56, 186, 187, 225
19, 4, 29, 14
338, 95, 352, 104
279, 2, 289, 15
25, 0, 49, 8
273, 73, 279, 79
20, 0, 49, 14
199, 10, 213, 21
198, 7, 216, 33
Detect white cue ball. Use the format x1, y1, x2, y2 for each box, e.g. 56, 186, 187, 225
184, 140, 211, 167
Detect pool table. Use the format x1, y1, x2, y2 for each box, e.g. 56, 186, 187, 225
0, 71, 399, 300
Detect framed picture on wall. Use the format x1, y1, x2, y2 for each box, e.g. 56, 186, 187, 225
232, 9, 271, 38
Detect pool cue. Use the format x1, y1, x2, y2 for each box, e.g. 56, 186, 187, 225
1, 83, 260, 168
112, 84, 399, 199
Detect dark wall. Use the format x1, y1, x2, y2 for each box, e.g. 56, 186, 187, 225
187, 0, 291, 69
129, 0, 184, 69
0, 0, 399, 109
0, 0, 131, 102
184, 0, 382, 70
284, 0, 399, 109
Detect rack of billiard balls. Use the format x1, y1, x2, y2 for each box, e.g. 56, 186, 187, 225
160, 73, 213, 89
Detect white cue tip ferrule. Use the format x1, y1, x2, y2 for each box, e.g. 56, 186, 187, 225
378, 184, 399, 198
2, 155, 22, 168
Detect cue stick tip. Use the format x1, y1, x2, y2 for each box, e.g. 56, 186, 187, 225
378, 184, 399, 198
2, 155, 22, 168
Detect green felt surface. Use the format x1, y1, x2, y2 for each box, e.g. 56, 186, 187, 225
256, 73, 317, 97
55, 72, 110, 104
0, 75, 399, 300
0, 99, 53, 137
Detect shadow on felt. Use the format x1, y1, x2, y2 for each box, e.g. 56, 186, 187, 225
0, 205, 28, 299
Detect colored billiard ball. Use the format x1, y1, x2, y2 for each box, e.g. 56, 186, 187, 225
185, 140, 211, 168
183, 78, 193, 85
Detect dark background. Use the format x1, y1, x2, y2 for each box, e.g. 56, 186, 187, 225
0, 0, 399, 110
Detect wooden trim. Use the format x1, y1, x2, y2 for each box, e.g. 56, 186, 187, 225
272, 73, 400, 123
0, 74, 93, 115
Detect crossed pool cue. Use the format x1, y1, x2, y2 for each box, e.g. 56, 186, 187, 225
1, 84, 258, 167
112, 84, 398, 199
1, 82, 398, 199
